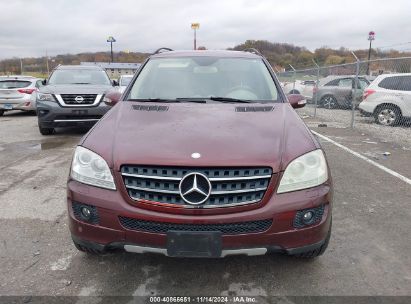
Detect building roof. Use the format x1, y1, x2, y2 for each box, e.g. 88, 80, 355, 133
80, 62, 141, 69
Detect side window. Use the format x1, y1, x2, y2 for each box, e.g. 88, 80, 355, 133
399, 76, 411, 91
325, 79, 340, 86
358, 79, 369, 89
378, 76, 402, 90
338, 78, 353, 88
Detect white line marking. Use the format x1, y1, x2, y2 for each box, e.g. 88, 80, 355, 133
311, 130, 411, 186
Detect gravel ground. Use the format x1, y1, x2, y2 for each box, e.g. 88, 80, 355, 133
297, 106, 411, 149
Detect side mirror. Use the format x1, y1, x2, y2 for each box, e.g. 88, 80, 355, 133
287, 94, 306, 109
104, 90, 122, 106
112, 79, 119, 87
42, 79, 47, 85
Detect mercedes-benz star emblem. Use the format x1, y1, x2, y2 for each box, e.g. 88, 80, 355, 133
179, 172, 211, 205
75, 96, 84, 103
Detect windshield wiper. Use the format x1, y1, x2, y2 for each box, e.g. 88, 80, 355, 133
128, 98, 206, 103
208, 97, 252, 103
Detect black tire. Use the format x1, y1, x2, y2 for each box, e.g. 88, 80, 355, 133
289, 89, 300, 94
73, 240, 106, 255
39, 125, 54, 135
374, 105, 402, 126
320, 95, 338, 109
0, 110, 4, 116
292, 218, 332, 259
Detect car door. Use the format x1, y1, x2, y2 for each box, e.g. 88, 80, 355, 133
334, 78, 353, 105
398, 75, 411, 116
352, 78, 370, 103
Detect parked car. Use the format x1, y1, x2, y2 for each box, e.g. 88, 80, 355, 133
313, 75, 370, 109
283, 80, 316, 100
0, 76, 43, 116
359, 73, 411, 126
36, 65, 118, 135
67, 49, 333, 259
118, 75, 133, 93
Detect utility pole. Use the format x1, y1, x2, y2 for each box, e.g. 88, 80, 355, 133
46, 50, 49, 75
20, 58, 23, 75
107, 36, 116, 62
191, 23, 200, 50
366, 31, 375, 75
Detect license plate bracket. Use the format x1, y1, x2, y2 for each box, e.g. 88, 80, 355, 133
167, 231, 222, 258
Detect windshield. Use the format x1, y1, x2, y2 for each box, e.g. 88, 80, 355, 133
128, 57, 280, 102
48, 69, 111, 85
120, 76, 133, 86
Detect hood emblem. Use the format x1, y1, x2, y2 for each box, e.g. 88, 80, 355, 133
75, 96, 84, 103
179, 173, 211, 205
191, 152, 201, 159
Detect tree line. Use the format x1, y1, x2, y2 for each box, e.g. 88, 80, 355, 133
1, 40, 410, 75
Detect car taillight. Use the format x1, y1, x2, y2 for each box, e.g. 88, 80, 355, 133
363, 89, 375, 100
17, 88, 36, 94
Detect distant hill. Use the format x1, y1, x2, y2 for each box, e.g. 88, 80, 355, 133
1, 40, 410, 75
231, 40, 411, 70
0, 51, 150, 76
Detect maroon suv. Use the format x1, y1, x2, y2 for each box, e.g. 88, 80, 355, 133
67, 49, 332, 258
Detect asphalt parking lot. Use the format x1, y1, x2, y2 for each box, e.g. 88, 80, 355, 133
0, 111, 410, 298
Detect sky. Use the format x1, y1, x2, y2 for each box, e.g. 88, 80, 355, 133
1, 0, 411, 59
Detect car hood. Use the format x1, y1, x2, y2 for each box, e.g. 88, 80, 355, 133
81, 101, 318, 173
40, 84, 113, 95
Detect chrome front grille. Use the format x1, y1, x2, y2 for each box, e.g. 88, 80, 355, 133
61, 94, 97, 104
120, 166, 273, 208
55, 94, 102, 106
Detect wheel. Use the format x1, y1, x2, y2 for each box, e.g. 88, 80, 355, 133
73, 240, 106, 255
321, 95, 338, 109
0, 110, 4, 116
39, 125, 54, 135
292, 218, 332, 258
374, 105, 402, 126
289, 89, 300, 94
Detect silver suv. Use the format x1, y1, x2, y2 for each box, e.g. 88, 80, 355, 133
313, 75, 369, 109
36, 65, 117, 135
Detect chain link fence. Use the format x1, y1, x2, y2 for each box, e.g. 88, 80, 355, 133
277, 56, 411, 147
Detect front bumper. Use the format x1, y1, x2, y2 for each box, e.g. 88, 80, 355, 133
67, 179, 333, 257
37, 100, 110, 128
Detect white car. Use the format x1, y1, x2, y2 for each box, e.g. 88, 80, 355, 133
359, 73, 411, 126
118, 75, 133, 93
0, 76, 43, 116
283, 80, 316, 100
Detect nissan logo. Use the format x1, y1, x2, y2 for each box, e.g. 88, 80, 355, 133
74, 96, 84, 103
179, 172, 211, 205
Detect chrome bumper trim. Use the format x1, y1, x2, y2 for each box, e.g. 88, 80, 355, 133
123, 244, 267, 257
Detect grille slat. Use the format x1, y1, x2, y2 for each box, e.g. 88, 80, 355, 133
119, 217, 272, 234
121, 166, 272, 208
60, 94, 98, 105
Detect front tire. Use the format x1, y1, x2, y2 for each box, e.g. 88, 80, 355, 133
39, 125, 54, 135
321, 95, 338, 109
0, 110, 4, 116
374, 105, 402, 126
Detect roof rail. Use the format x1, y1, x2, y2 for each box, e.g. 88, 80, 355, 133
242, 48, 262, 56
153, 47, 174, 55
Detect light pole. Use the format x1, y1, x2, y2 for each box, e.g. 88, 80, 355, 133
107, 36, 116, 62
191, 23, 200, 50
366, 31, 375, 75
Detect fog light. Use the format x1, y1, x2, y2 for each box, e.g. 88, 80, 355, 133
303, 211, 314, 223
81, 207, 91, 220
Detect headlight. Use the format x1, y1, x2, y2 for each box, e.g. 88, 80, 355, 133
37, 93, 55, 102
70, 146, 116, 190
277, 149, 328, 194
